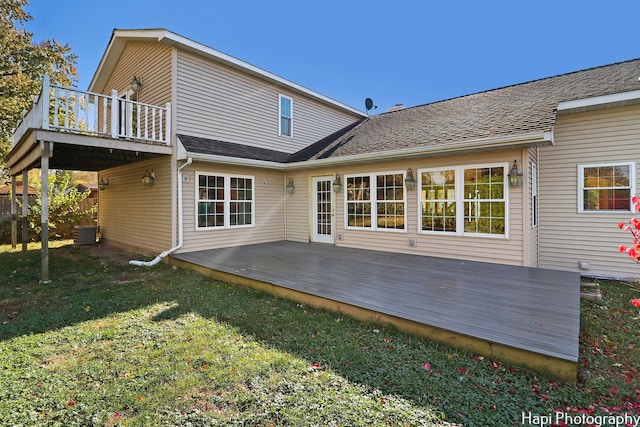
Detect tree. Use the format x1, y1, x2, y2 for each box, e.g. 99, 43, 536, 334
28, 171, 96, 240
0, 0, 77, 176
617, 195, 640, 310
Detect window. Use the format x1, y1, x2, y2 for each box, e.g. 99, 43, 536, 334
346, 175, 371, 228
420, 169, 457, 233
579, 162, 634, 212
229, 177, 254, 226
463, 166, 505, 235
279, 95, 292, 137
197, 173, 254, 229
419, 164, 507, 237
118, 90, 137, 138
345, 172, 406, 231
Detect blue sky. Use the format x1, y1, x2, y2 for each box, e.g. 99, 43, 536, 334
26, 0, 640, 113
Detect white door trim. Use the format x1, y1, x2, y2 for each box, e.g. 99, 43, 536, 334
312, 176, 334, 243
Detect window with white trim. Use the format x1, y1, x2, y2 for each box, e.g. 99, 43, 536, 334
419, 164, 507, 236
578, 162, 635, 212
279, 95, 292, 137
345, 172, 406, 231
197, 173, 254, 229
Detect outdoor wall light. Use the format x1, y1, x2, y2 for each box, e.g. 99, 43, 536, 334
332, 173, 342, 193
142, 170, 155, 187
98, 178, 109, 191
131, 76, 143, 95
508, 160, 523, 187
285, 177, 295, 194
404, 167, 417, 191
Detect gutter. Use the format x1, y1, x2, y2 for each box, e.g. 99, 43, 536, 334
129, 157, 193, 267
186, 130, 553, 170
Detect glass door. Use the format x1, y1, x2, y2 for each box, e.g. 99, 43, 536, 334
312, 176, 333, 243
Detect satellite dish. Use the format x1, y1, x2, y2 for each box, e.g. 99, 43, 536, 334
365, 98, 375, 111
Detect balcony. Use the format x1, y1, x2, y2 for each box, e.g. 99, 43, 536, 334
8, 75, 172, 174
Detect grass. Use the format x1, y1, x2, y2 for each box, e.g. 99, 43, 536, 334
0, 242, 638, 426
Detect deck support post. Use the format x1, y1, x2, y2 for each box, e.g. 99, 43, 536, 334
40, 141, 52, 284
22, 170, 28, 255
10, 176, 17, 249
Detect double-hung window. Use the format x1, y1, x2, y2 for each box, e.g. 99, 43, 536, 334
419, 164, 507, 236
197, 173, 254, 229
279, 95, 292, 137
345, 172, 406, 231
578, 162, 635, 212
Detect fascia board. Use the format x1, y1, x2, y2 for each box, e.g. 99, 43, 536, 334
557, 90, 640, 114
187, 153, 285, 170
88, 29, 365, 117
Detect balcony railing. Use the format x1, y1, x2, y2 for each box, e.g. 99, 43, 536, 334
12, 75, 171, 147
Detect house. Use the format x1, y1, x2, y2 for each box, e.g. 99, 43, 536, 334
0, 180, 37, 197
6, 28, 640, 281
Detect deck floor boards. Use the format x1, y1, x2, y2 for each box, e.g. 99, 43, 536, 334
172, 241, 580, 363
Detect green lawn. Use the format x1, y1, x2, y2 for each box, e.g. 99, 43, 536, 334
0, 242, 638, 426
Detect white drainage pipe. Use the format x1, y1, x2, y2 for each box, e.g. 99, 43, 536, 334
129, 157, 192, 267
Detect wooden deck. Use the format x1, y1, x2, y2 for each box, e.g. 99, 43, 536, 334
170, 241, 581, 382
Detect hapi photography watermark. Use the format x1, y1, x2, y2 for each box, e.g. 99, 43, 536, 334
521, 411, 640, 427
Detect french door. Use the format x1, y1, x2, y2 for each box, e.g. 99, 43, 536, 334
312, 176, 334, 243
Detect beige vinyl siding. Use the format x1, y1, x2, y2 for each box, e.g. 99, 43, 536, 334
100, 41, 172, 106
175, 50, 360, 153
538, 104, 640, 278
292, 150, 526, 265
284, 170, 311, 243
97, 42, 173, 142
527, 147, 539, 267
95, 40, 175, 254
98, 157, 173, 254
178, 162, 286, 253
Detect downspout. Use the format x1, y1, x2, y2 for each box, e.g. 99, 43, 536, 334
130, 157, 193, 266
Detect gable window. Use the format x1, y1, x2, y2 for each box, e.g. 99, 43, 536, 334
579, 162, 635, 212
197, 173, 254, 229
279, 95, 292, 137
345, 172, 406, 231
419, 163, 507, 237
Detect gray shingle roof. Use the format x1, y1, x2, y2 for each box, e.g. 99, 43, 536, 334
180, 59, 640, 164
297, 58, 640, 161
178, 134, 292, 163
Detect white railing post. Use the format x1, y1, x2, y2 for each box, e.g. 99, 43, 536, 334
41, 75, 50, 130
102, 97, 108, 134
144, 105, 149, 140
165, 102, 171, 145
110, 89, 119, 138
